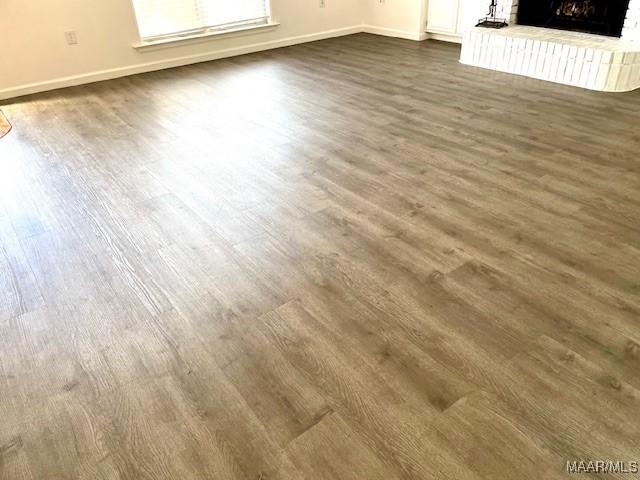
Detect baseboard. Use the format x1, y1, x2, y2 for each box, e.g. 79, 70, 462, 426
425, 31, 462, 44
362, 25, 428, 41
0, 25, 362, 101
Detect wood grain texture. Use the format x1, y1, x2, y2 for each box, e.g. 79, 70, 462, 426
1, 34, 640, 479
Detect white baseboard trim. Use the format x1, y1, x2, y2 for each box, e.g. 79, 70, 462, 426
0, 25, 363, 101
425, 31, 462, 44
362, 25, 428, 41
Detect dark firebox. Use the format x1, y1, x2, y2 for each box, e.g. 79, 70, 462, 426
518, 0, 631, 37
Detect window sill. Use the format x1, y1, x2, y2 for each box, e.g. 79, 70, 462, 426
133, 22, 281, 52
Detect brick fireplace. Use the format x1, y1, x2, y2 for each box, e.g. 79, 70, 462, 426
492, 0, 640, 40
460, 0, 640, 91
518, 0, 631, 37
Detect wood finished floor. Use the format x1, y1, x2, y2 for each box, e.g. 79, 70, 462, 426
1, 34, 640, 479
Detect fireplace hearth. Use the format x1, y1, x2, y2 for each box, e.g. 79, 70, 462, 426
518, 0, 632, 36
461, 0, 640, 92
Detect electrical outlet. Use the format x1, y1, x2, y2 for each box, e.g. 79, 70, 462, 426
319, 0, 325, 8
65, 30, 78, 45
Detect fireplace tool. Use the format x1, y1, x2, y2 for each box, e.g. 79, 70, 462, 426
477, 0, 509, 28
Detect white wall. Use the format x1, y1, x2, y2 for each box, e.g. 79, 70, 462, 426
0, 0, 366, 99
363, 0, 428, 40
0, 0, 450, 99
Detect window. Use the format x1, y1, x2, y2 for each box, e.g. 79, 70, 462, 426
132, 0, 271, 41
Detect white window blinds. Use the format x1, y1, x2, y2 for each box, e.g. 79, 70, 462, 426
132, 0, 270, 40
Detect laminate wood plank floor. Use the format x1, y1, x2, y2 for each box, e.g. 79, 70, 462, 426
1, 33, 639, 479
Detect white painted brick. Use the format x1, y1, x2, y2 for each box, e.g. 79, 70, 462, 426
522, 39, 534, 75
595, 63, 611, 90
564, 47, 577, 84
550, 44, 562, 81
584, 48, 594, 62
578, 61, 592, 88
571, 48, 585, 85
527, 40, 540, 76
587, 50, 603, 86
515, 38, 526, 74
619, 64, 632, 89
460, 2, 640, 92
606, 64, 622, 90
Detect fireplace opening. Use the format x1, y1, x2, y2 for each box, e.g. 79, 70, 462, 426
518, 0, 631, 37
